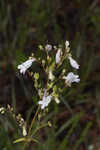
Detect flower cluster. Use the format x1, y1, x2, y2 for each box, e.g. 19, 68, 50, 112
62, 41, 80, 86
0, 105, 27, 136
17, 40, 80, 110
0, 40, 81, 148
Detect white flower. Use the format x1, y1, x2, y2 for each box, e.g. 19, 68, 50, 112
68, 56, 79, 69
45, 44, 52, 51
18, 58, 36, 74
56, 48, 62, 64
63, 72, 80, 86
88, 145, 94, 150
38, 89, 52, 109
65, 40, 69, 49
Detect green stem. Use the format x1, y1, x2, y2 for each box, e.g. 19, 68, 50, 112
21, 105, 40, 150
28, 106, 40, 135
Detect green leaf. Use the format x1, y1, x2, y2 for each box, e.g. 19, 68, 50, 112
13, 138, 27, 144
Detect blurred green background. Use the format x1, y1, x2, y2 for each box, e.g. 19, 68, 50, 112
0, 0, 100, 149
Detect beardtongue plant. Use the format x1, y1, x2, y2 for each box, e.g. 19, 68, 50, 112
0, 40, 80, 150
17, 40, 80, 108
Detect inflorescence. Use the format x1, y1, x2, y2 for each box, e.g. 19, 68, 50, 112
17, 40, 80, 110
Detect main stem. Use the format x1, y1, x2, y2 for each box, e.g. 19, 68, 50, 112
28, 106, 40, 135
21, 106, 40, 150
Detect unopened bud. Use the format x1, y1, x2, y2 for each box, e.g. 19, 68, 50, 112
65, 41, 69, 49
55, 98, 60, 104
22, 126, 27, 136
0, 107, 5, 114
39, 45, 43, 50
48, 71, 55, 81
48, 121, 52, 127
42, 60, 45, 65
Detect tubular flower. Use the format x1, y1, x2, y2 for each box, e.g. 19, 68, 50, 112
68, 56, 79, 69
65, 40, 69, 49
38, 89, 52, 109
56, 48, 62, 64
18, 58, 36, 74
63, 72, 80, 86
